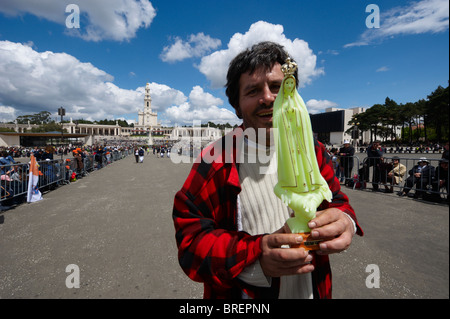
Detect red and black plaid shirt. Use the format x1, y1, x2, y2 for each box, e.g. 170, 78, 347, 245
173, 127, 363, 299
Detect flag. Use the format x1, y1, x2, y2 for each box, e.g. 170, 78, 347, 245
27, 154, 42, 203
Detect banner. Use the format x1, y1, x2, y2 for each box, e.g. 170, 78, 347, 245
27, 154, 43, 203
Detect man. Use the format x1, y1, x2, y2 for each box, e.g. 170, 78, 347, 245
428, 159, 449, 202
138, 147, 145, 163
173, 42, 362, 299
95, 145, 104, 169
338, 140, 355, 185
398, 157, 435, 198
385, 156, 406, 193
366, 140, 384, 191
442, 142, 449, 161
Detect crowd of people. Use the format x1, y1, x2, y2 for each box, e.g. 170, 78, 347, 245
358, 143, 446, 155
328, 140, 449, 203
131, 144, 174, 163
1, 143, 140, 207
3, 137, 448, 207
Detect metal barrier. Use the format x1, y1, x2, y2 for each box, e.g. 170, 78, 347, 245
1, 159, 65, 205
336, 155, 449, 202
3, 151, 446, 206
333, 154, 360, 187
1, 161, 31, 204
1, 150, 131, 206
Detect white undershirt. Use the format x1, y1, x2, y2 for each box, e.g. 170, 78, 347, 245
237, 137, 313, 299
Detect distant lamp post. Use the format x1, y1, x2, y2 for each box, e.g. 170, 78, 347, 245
58, 107, 65, 160
351, 118, 360, 148
74, 120, 79, 145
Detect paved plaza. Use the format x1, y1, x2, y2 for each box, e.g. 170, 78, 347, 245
0, 152, 448, 299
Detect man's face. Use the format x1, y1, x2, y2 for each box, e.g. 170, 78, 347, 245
237, 63, 284, 145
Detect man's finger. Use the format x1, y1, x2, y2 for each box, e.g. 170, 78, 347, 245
317, 232, 353, 255
265, 233, 304, 248
308, 208, 340, 229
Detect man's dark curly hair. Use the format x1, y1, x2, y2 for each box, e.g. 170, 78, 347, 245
225, 41, 298, 117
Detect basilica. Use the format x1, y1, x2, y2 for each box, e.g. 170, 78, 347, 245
134, 83, 160, 134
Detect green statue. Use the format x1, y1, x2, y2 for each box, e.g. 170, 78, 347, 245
273, 58, 332, 237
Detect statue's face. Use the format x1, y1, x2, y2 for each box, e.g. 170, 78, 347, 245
285, 77, 295, 93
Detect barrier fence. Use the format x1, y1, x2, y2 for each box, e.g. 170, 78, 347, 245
3, 151, 447, 206
1, 150, 131, 206
334, 155, 448, 202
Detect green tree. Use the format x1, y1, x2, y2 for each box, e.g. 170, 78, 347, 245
16, 111, 52, 124
425, 85, 449, 142
384, 97, 401, 142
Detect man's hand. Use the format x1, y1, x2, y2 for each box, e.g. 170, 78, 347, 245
259, 229, 314, 277
308, 208, 355, 255
259, 208, 356, 276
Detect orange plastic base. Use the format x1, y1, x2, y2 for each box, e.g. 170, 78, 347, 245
291, 232, 322, 251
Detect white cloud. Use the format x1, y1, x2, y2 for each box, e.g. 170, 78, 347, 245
188, 86, 223, 109
165, 104, 239, 126
0, 0, 156, 42
376, 66, 390, 72
0, 105, 16, 122
318, 49, 339, 56
197, 21, 324, 88
306, 99, 338, 114
163, 86, 239, 125
145, 83, 188, 111
0, 40, 144, 121
0, 41, 236, 126
160, 33, 222, 63
345, 0, 449, 47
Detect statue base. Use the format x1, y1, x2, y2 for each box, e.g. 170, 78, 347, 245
290, 232, 322, 251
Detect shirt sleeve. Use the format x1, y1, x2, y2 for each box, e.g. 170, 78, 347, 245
173, 161, 264, 289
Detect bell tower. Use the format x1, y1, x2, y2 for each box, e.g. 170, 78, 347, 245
137, 82, 158, 129
144, 83, 152, 112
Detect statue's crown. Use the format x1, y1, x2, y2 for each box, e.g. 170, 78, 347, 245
281, 57, 298, 76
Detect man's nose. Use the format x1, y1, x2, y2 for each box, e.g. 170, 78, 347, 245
259, 85, 275, 105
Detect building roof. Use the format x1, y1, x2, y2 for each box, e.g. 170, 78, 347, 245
0, 132, 88, 138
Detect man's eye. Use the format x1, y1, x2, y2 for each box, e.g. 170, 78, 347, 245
270, 85, 281, 93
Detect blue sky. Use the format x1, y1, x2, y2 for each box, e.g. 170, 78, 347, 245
0, 0, 448, 126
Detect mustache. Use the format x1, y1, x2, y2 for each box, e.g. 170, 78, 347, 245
254, 102, 274, 114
